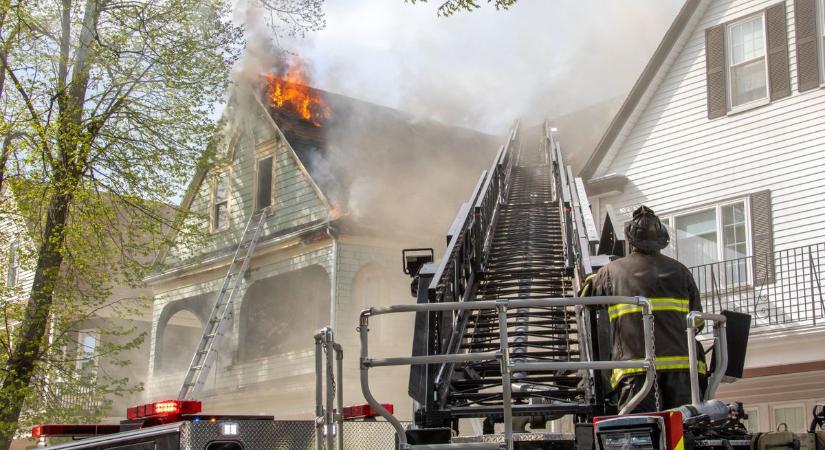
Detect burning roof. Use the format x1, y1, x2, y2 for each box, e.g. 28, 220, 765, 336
259, 74, 500, 242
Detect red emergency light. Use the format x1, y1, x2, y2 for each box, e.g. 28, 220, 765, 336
343, 403, 394, 420
126, 400, 202, 423
32, 424, 121, 438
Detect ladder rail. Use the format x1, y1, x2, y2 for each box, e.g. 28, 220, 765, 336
411, 121, 607, 426
177, 206, 270, 400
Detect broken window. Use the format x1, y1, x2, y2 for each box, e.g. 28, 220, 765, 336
256, 155, 273, 210
212, 171, 230, 231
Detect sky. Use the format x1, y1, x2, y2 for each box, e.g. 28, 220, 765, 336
267, 0, 684, 135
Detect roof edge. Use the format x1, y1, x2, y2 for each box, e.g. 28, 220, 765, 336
579, 0, 703, 181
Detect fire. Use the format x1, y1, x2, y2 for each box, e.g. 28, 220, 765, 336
329, 206, 351, 220
264, 63, 330, 127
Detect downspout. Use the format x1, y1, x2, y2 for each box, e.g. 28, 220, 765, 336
327, 224, 339, 332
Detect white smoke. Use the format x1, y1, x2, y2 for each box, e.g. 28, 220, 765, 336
277, 0, 683, 134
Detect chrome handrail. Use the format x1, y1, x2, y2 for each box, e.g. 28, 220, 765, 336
315, 327, 343, 450
359, 296, 655, 450
686, 312, 728, 405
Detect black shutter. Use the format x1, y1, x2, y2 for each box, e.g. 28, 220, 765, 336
766, 2, 792, 100
750, 190, 775, 286
706, 25, 728, 119
795, 0, 820, 92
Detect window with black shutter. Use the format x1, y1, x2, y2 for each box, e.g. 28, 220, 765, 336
705, 2, 790, 118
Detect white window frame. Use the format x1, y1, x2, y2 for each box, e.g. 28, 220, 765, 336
7, 238, 20, 287
210, 169, 231, 233
660, 198, 753, 274
743, 406, 761, 432
75, 330, 99, 374
770, 402, 808, 432
254, 151, 275, 212
725, 12, 771, 113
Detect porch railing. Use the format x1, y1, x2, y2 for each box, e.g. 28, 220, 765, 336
689, 242, 825, 330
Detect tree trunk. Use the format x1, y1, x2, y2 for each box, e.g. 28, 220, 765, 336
0, 191, 72, 450
0, 1, 100, 446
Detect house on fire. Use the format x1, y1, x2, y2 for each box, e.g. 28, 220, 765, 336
144, 80, 499, 418
580, 0, 825, 433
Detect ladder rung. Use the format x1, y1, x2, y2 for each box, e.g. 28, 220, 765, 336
180, 206, 266, 399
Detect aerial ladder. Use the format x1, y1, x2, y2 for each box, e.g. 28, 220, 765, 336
358, 121, 756, 449
402, 120, 607, 430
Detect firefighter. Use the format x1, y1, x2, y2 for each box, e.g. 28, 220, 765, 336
580, 205, 706, 412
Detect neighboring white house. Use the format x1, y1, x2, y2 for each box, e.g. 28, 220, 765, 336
579, 0, 825, 433
0, 184, 153, 427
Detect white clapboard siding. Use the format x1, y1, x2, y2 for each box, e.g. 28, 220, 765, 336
165, 107, 328, 265
598, 0, 825, 251
0, 195, 36, 296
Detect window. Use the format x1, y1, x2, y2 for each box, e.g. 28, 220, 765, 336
6, 238, 19, 287
772, 405, 806, 432
744, 407, 760, 432
727, 14, 768, 109
255, 155, 273, 210
212, 171, 230, 232
659, 218, 677, 259
659, 200, 751, 288
76, 331, 98, 374
706, 4, 789, 118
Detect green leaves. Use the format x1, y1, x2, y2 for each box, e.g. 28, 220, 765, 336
406, 0, 519, 17
0, 0, 324, 444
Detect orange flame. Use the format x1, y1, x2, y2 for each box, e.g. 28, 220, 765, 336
264, 63, 330, 127
329, 206, 351, 220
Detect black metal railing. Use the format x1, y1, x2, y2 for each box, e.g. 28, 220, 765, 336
689, 242, 825, 330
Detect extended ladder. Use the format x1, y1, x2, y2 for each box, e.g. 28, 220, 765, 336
177, 207, 270, 400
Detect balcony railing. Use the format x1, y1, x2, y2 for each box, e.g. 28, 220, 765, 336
689, 242, 825, 330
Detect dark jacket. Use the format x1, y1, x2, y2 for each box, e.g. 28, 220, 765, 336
580, 250, 706, 387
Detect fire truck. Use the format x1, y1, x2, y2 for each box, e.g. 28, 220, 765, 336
30, 122, 825, 449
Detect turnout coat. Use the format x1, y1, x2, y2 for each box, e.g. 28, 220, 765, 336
581, 250, 707, 387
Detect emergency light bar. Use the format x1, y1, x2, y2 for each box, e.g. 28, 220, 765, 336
32, 424, 121, 438
343, 403, 393, 420
126, 400, 202, 422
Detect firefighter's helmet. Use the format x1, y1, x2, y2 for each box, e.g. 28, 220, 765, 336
624, 205, 669, 252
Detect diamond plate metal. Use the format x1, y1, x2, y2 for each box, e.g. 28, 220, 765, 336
452, 432, 575, 443
178, 420, 401, 449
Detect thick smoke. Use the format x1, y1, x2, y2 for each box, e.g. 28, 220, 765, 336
289, 0, 682, 135
154, 0, 686, 419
